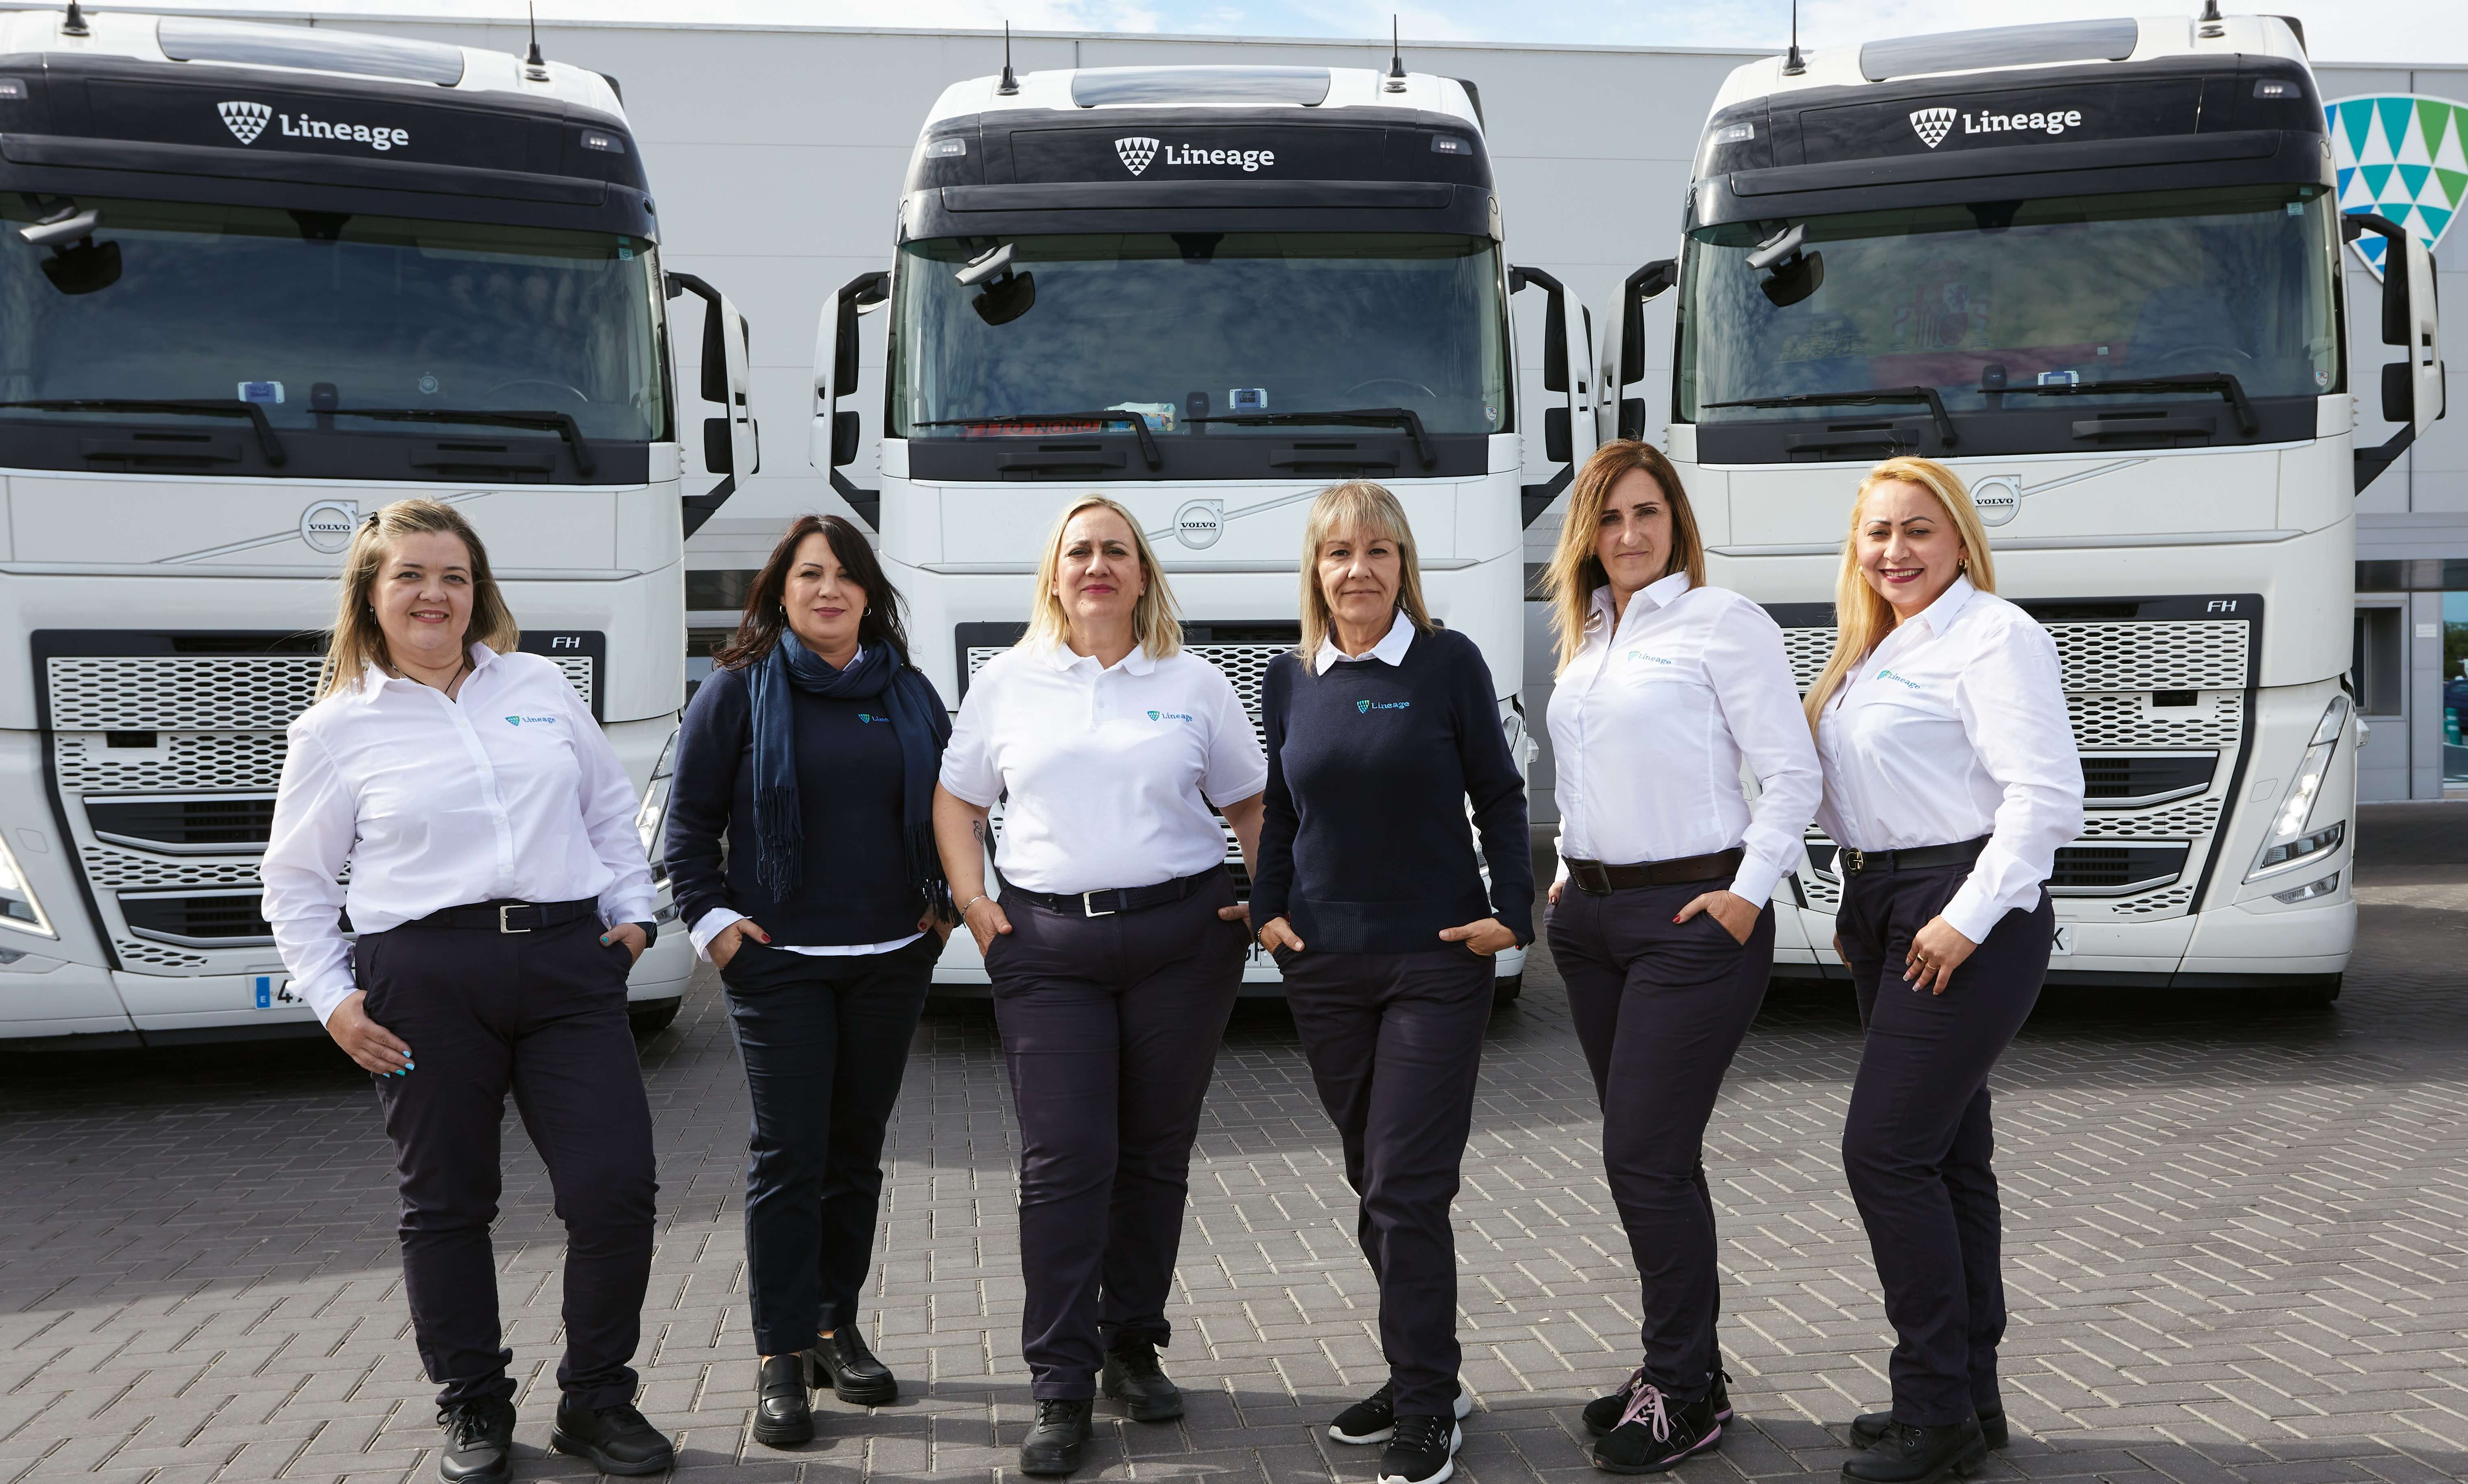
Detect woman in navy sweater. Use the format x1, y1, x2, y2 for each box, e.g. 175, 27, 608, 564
662, 514, 952, 1449
1252, 480, 1532, 1484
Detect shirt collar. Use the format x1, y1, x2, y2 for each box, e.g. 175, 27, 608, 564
1905, 573, 1979, 639
352, 642, 499, 703
1039, 638, 1158, 677
1314, 607, 1416, 675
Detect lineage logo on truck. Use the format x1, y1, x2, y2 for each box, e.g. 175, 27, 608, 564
1114, 135, 1276, 175
219, 99, 412, 152
1909, 103, 2084, 148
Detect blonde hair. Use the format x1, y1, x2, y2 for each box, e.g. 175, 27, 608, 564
318, 499, 518, 700
1024, 495, 1184, 659
1541, 440, 1707, 675
1801, 456, 1997, 731
1297, 480, 1435, 661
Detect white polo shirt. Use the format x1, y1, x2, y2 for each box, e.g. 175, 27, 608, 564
940, 640, 1267, 896
1548, 573, 1822, 907
1816, 576, 2086, 943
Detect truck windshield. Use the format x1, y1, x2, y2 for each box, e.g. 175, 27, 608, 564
1678, 184, 2339, 421
890, 232, 1508, 437
0, 195, 667, 441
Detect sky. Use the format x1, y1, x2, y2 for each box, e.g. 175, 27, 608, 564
40, 0, 2468, 68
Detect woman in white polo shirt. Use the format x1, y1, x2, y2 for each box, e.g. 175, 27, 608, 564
1808, 457, 2083, 1484
932, 494, 1267, 1478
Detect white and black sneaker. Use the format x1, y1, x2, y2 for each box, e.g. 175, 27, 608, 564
1329, 1380, 1474, 1444
1377, 1415, 1463, 1484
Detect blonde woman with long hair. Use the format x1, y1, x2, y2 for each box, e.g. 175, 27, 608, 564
931, 495, 1265, 1477
260, 499, 673, 1482
1248, 481, 1529, 1484
1535, 441, 1820, 1473
1806, 458, 2083, 1484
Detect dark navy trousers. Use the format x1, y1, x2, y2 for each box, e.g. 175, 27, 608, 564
1550, 880, 1773, 1405
1277, 944, 1494, 1418
358, 914, 658, 1412
986, 872, 1248, 1399
1836, 861, 2053, 1428
720, 933, 936, 1357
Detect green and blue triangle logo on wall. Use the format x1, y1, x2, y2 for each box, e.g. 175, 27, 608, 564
2327, 94, 2468, 280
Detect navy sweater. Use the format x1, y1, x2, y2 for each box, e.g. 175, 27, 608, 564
662, 662, 941, 947
1251, 624, 1533, 955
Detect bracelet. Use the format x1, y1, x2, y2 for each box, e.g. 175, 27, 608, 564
959, 894, 989, 916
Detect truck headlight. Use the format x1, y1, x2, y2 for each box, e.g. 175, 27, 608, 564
2246, 695, 2348, 881
634, 728, 677, 886
0, 829, 56, 937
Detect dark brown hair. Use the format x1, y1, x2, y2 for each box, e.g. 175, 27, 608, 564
711, 514, 914, 670
1540, 440, 1708, 674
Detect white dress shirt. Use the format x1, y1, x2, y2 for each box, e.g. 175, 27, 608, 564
940, 640, 1268, 896
684, 646, 925, 963
1313, 607, 1416, 674
261, 644, 656, 1025
1549, 573, 1822, 907
1815, 576, 2086, 944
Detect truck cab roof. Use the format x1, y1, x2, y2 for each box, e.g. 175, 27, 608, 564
918, 64, 1484, 135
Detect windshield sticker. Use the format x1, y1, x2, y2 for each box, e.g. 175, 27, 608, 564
1228, 387, 1267, 412
236, 380, 283, 405
2325, 95, 2468, 281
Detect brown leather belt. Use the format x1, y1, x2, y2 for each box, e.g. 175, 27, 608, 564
1564, 847, 1744, 897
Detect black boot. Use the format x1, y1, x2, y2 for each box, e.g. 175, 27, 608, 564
435, 1398, 515, 1484
752, 1353, 815, 1447
814, 1323, 899, 1405
548, 1398, 676, 1477
1592, 1384, 1722, 1473
1849, 1406, 2006, 1450
1100, 1340, 1184, 1422
1019, 1398, 1094, 1475
1839, 1419, 1987, 1484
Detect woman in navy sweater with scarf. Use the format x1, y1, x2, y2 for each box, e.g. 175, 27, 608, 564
1252, 480, 1531, 1484
663, 514, 952, 1449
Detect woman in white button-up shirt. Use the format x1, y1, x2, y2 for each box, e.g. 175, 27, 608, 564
930, 495, 1266, 1477
1539, 442, 1821, 1473
260, 499, 672, 1481
1805, 458, 2083, 1484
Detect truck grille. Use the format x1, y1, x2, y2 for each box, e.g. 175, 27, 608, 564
37, 639, 594, 976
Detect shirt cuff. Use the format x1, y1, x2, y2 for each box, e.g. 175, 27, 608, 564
689, 907, 744, 963
1939, 884, 2005, 946
597, 888, 656, 931
1726, 853, 1789, 910
299, 969, 359, 1027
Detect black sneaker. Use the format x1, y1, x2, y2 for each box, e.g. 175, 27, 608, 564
1849, 1405, 2005, 1451
1378, 1415, 1462, 1484
1591, 1384, 1721, 1474
1586, 1367, 1733, 1436
435, 1397, 515, 1484
548, 1398, 676, 1477
1019, 1398, 1094, 1475
1330, 1380, 1473, 1444
814, 1323, 899, 1406
752, 1352, 814, 1448
1839, 1419, 1988, 1484
1100, 1341, 1184, 1422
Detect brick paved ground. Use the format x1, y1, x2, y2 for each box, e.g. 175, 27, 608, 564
4, 818, 2467, 1484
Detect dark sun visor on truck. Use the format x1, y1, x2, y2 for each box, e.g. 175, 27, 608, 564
1688, 54, 2331, 226
901, 106, 1497, 239
0, 54, 653, 236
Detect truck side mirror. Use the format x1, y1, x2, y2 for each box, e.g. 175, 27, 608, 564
1510, 264, 1600, 526
703, 416, 732, 475
1599, 258, 1677, 437
666, 273, 758, 536
2348, 214, 2446, 493
814, 269, 891, 528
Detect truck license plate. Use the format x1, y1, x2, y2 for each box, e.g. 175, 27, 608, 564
2051, 926, 2075, 956
252, 974, 299, 1009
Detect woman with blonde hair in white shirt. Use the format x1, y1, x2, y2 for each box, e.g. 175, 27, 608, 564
932, 494, 1266, 1477
260, 499, 672, 1484
1807, 457, 2083, 1484
1539, 441, 1821, 1473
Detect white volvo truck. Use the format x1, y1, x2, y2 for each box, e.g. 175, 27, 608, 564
817, 61, 1595, 999
0, 11, 758, 1047
1598, 12, 2442, 1001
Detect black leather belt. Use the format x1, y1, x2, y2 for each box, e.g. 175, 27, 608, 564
1565, 847, 1745, 897
999, 866, 1222, 919
1836, 837, 1990, 876
406, 897, 599, 933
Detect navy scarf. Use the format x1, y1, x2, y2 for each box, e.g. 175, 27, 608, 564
745, 636, 952, 918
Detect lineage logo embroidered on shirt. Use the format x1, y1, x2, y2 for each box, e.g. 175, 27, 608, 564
1356, 700, 1410, 712
504, 714, 557, 725
1146, 709, 1193, 721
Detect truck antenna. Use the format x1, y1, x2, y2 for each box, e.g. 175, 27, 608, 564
524, 3, 550, 80
997, 21, 1019, 95
1782, 0, 1805, 75
62, 0, 87, 37
1386, 15, 1408, 92
2199, 0, 2223, 18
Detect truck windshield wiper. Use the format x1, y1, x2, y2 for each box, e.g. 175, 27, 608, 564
1701, 386, 1957, 449
329, 407, 597, 478
1184, 407, 1437, 469
1997, 373, 2259, 438
913, 411, 1161, 470
0, 397, 287, 466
